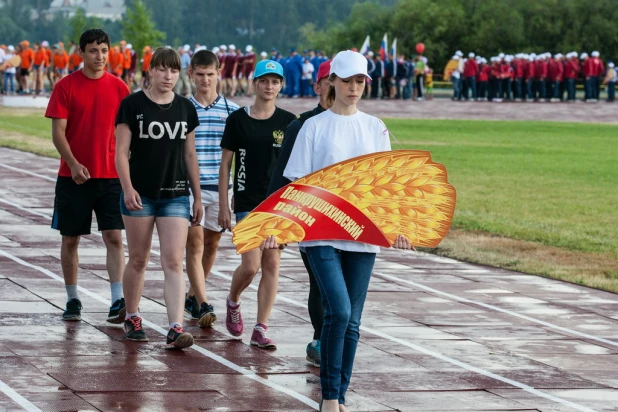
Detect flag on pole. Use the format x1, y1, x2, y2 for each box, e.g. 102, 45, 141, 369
391, 37, 397, 58
379, 33, 388, 60
359, 35, 370, 55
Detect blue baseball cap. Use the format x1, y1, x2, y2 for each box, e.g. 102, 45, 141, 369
254, 60, 285, 79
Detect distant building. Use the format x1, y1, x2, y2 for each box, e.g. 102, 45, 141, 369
48, 0, 126, 21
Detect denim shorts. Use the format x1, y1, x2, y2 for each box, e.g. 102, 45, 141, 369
235, 211, 251, 223
120, 191, 190, 220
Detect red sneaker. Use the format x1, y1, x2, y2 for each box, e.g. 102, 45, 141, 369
226, 299, 244, 337
250, 324, 277, 349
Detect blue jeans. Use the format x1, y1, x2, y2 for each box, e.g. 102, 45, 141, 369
526, 79, 534, 100
452, 77, 461, 99
305, 246, 376, 404
567, 78, 576, 101
515, 78, 523, 99
3, 72, 15, 93
592, 76, 600, 100
553, 81, 561, 99
465, 77, 476, 99
287, 72, 301, 97
608, 81, 615, 102
120, 192, 189, 219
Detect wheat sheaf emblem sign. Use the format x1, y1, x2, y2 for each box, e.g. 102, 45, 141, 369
232, 150, 457, 253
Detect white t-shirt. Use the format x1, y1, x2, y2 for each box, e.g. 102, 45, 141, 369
284, 109, 391, 253
2, 52, 16, 74
302, 62, 314, 80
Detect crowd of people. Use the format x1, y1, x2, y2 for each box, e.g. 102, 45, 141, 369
44, 28, 413, 411
446, 50, 617, 103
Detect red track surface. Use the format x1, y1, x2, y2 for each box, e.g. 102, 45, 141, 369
1, 147, 618, 411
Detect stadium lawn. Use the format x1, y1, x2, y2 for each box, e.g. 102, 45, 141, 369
0, 107, 616, 291
386, 118, 618, 291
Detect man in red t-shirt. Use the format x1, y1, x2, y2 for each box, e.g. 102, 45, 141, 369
45, 28, 130, 323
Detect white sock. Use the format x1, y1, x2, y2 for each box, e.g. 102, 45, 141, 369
169, 322, 182, 330
125, 312, 139, 320
227, 295, 240, 306
110, 282, 123, 303
66, 285, 79, 302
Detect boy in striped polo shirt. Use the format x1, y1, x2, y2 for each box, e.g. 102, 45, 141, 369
185, 50, 239, 326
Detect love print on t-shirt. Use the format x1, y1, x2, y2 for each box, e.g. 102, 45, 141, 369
138, 118, 189, 140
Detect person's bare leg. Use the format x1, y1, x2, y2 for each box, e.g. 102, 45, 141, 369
186, 226, 207, 304
61, 235, 80, 286
228, 249, 261, 302
256, 248, 281, 325
122, 216, 154, 314
101, 229, 125, 284
155, 217, 189, 326
202, 228, 223, 281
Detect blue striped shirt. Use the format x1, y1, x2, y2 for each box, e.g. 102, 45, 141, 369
189, 95, 240, 186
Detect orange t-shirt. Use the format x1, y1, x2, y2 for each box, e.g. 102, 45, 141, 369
123, 49, 131, 69
45, 49, 52, 65
113, 52, 124, 75
20, 47, 35, 68
34, 49, 50, 66
142, 51, 152, 71
53, 52, 68, 69
69, 53, 82, 70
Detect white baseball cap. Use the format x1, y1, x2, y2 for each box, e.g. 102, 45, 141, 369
498, 53, 505, 59
455, 50, 463, 57
260, 51, 267, 57
126, 43, 133, 50
580, 52, 588, 59
183, 44, 190, 52
8, 45, 15, 51
367, 51, 374, 57
246, 45, 253, 52
330, 50, 370, 79
468, 52, 475, 58
212, 47, 220, 53
220, 44, 227, 50
591, 51, 600, 57
229, 44, 236, 51
41, 40, 49, 47
609, 62, 615, 68
453, 55, 460, 60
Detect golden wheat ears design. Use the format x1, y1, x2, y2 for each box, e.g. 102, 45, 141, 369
233, 151, 456, 253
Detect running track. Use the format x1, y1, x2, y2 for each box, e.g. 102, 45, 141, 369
0, 147, 617, 411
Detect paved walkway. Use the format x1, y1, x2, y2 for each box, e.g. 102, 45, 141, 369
0, 148, 617, 411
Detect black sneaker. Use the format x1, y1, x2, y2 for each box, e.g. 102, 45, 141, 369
166, 325, 194, 349
184, 295, 200, 319
124, 316, 148, 342
62, 298, 82, 321
198, 302, 217, 328
106, 298, 126, 324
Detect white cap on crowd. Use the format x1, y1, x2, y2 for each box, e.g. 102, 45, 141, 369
8, 45, 15, 51
452, 55, 460, 60
481, 58, 487, 64
580, 52, 588, 59
367, 51, 374, 57
126, 44, 133, 50
260, 51, 268, 57
609, 62, 615, 68
246, 45, 253, 52
554, 53, 562, 58
41, 40, 49, 47
330, 50, 370, 79
220, 44, 227, 50
468, 52, 475, 58
591, 51, 600, 57
497, 53, 504, 59
422, 56, 428, 63
183, 44, 190, 52
229, 44, 236, 50
212, 46, 220, 53
455, 50, 463, 57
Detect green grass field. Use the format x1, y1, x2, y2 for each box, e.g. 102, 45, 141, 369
1, 108, 617, 290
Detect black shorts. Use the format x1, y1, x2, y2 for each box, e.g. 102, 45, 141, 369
20, 68, 29, 77
123, 68, 130, 78
52, 177, 124, 236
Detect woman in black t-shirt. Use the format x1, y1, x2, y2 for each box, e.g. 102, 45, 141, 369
115, 47, 203, 350
218, 59, 296, 349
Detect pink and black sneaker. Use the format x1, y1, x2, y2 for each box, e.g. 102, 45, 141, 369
165, 325, 194, 350
226, 299, 244, 337
250, 323, 277, 349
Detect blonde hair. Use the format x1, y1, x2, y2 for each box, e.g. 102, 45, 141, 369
325, 73, 338, 107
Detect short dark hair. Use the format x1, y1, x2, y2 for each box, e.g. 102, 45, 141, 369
150, 47, 181, 71
79, 28, 111, 52
190, 50, 219, 70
